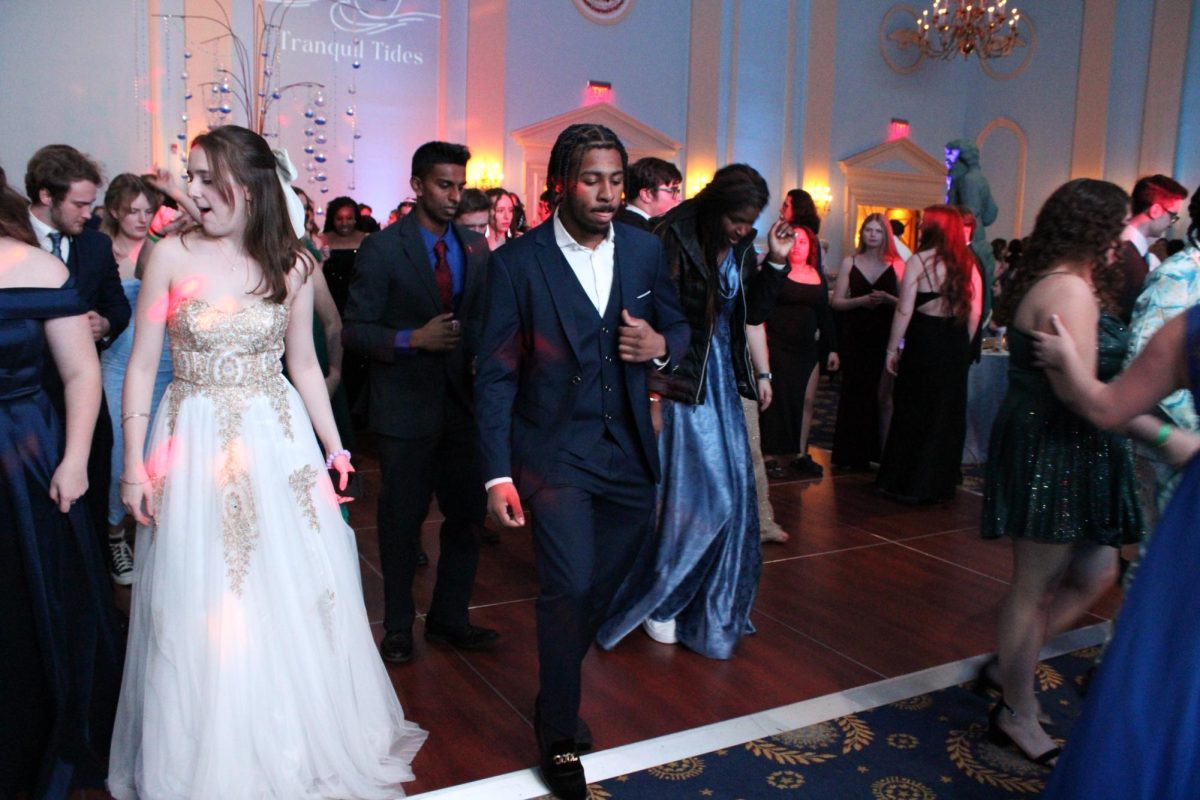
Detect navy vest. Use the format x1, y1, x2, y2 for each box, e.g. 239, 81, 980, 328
559, 263, 640, 462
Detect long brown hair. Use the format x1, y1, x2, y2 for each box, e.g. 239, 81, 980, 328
0, 166, 36, 245
102, 173, 161, 239
916, 205, 974, 325
189, 125, 311, 303
856, 212, 900, 263
993, 179, 1128, 326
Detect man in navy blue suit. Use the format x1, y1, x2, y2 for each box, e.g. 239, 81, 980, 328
27, 145, 132, 584
475, 124, 690, 799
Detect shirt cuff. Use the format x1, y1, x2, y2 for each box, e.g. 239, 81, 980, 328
765, 260, 787, 271
393, 329, 415, 354
484, 477, 513, 490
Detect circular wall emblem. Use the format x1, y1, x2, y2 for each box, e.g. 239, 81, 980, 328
572, 0, 636, 25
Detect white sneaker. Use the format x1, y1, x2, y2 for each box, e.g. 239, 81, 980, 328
109, 533, 134, 586
642, 617, 678, 645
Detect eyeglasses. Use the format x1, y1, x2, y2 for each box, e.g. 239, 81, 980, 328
656, 185, 682, 198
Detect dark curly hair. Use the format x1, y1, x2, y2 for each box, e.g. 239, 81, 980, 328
993, 178, 1129, 326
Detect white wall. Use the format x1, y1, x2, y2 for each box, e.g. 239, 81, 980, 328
0, 0, 151, 192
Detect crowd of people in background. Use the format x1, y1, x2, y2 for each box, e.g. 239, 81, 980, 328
3, 118, 1199, 800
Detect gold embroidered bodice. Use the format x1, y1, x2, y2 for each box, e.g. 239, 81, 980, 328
159, 298, 297, 593
169, 298, 288, 389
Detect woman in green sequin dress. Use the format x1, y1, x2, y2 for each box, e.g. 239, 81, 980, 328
981, 179, 1152, 767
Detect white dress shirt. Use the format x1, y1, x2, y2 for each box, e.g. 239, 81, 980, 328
30, 211, 71, 263
553, 209, 615, 315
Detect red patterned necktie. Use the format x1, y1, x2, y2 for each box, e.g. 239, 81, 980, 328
433, 238, 453, 312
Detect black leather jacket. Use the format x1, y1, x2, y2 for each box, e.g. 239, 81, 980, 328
648, 206, 786, 404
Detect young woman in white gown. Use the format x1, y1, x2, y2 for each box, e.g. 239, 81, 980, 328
107, 125, 426, 799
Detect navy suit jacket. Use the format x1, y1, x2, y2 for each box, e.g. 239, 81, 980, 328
474, 220, 690, 495
67, 227, 131, 348
342, 213, 490, 437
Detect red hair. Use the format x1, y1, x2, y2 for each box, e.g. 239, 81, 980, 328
917, 205, 974, 325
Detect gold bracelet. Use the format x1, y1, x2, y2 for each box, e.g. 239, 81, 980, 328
121, 412, 150, 423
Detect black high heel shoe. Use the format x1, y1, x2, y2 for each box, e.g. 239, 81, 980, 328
973, 657, 1053, 726
987, 700, 1061, 767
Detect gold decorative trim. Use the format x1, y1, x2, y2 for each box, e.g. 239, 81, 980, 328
290, 464, 321, 532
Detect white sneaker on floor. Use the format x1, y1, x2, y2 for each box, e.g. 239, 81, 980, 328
109, 534, 134, 586
642, 617, 678, 645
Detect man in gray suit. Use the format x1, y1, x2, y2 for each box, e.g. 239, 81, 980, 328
343, 141, 497, 664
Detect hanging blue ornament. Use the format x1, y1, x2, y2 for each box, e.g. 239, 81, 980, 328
304, 145, 315, 155
304, 107, 315, 119
271, 90, 281, 100
314, 115, 327, 126
315, 132, 327, 144
345, 106, 355, 117
352, 60, 361, 69
314, 152, 327, 164
346, 155, 355, 164
320, 187, 329, 194
184, 50, 192, 59
180, 70, 189, 80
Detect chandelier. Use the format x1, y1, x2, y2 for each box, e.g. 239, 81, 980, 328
915, 0, 1022, 60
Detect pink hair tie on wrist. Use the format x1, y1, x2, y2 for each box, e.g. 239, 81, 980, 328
325, 449, 351, 469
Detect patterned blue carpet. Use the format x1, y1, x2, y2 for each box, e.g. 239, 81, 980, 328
579, 647, 1097, 798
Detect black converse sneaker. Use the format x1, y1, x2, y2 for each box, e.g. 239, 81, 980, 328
109, 532, 134, 586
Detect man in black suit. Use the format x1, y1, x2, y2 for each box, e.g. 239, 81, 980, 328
27, 145, 132, 583
476, 124, 690, 800
616, 156, 682, 231
343, 141, 497, 664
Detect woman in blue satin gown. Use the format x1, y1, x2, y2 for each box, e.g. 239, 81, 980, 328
0, 169, 121, 799
598, 164, 794, 659
1034, 302, 1200, 798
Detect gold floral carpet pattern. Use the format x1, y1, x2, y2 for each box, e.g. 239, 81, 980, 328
575, 648, 1098, 799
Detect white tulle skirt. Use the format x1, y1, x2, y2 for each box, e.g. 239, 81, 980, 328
108, 380, 426, 799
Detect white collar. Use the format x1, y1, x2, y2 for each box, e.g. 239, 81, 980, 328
29, 210, 60, 244
553, 208, 615, 251
1121, 223, 1151, 257
625, 204, 651, 220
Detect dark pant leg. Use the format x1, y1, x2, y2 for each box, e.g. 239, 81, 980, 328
428, 408, 485, 628
529, 440, 655, 740
376, 433, 438, 634
88, 393, 113, 556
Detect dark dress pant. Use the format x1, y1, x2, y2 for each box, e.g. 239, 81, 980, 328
376, 400, 485, 634
528, 435, 655, 740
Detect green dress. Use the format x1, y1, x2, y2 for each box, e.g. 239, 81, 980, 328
982, 314, 1144, 544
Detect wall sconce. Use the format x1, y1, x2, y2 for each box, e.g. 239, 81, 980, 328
467, 160, 504, 190
888, 118, 911, 141
587, 80, 613, 103
805, 183, 833, 216
687, 173, 711, 198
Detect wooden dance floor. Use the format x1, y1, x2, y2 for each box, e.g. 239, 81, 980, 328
95, 444, 1121, 799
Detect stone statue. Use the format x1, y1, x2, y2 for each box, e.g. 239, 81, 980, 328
946, 139, 998, 325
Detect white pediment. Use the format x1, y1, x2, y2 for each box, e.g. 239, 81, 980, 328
834, 138, 948, 257
837, 138, 945, 178
511, 103, 681, 157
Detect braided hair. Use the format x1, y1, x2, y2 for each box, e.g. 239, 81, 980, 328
545, 124, 628, 209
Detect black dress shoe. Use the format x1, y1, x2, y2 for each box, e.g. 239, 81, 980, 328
379, 630, 413, 664
535, 709, 588, 800
423, 620, 500, 650
792, 454, 824, 477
